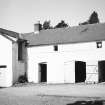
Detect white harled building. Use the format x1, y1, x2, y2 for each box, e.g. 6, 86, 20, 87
23, 23, 105, 84
1, 23, 105, 87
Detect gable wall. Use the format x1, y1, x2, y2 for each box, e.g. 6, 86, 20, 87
0, 35, 12, 87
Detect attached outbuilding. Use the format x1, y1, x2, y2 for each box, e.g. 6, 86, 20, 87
0, 28, 27, 87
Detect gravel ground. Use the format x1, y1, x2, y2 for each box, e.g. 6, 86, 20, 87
0, 83, 105, 105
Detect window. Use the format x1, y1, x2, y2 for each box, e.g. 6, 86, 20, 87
0, 65, 7, 68
18, 41, 24, 61
96, 41, 102, 48
54, 45, 58, 51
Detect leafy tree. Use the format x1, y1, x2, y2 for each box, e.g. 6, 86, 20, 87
79, 11, 99, 25
79, 21, 89, 25
88, 11, 99, 24
55, 20, 68, 28
39, 23, 43, 30
43, 20, 52, 30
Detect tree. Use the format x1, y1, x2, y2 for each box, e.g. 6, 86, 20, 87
79, 21, 89, 25
39, 23, 43, 30
88, 11, 99, 24
79, 11, 100, 25
42, 20, 52, 30
54, 20, 68, 28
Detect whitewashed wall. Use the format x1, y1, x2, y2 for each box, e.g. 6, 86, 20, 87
27, 41, 105, 83
0, 35, 12, 87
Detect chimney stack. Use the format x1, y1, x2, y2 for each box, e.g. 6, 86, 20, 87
34, 21, 40, 34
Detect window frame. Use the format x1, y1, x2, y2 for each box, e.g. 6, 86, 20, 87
54, 45, 58, 51
96, 41, 102, 48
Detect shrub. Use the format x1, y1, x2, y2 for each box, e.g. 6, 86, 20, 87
18, 74, 27, 83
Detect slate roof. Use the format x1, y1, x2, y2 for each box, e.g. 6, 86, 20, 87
22, 23, 105, 46
0, 28, 19, 38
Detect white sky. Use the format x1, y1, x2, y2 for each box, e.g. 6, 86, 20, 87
0, 0, 105, 33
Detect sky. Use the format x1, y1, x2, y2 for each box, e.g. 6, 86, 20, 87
0, 0, 105, 33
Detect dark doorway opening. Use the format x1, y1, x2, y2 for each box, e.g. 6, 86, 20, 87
98, 60, 105, 82
39, 63, 47, 83
75, 61, 86, 83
